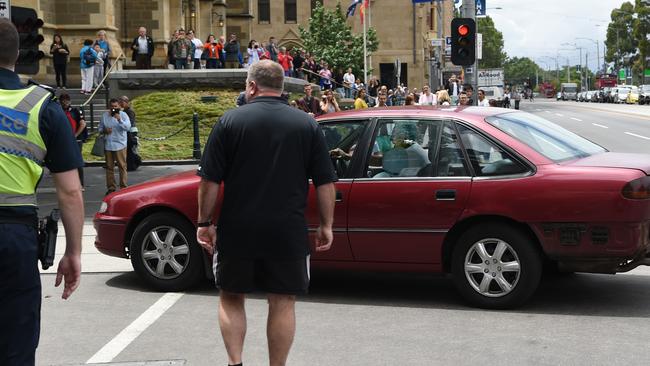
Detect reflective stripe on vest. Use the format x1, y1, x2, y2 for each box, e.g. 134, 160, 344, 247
0, 86, 50, 206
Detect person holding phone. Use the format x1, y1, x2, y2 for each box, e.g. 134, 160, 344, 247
99, 98, 131, 196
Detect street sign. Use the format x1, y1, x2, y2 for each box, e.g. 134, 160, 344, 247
465, 67, 473, 74
619, 69, 626, 81
431, 39, 443, 47
644, 69, 650, 77
478, 69, 504, 87
446, 36, 451, 45
477, 33, 483, 60
0, 0, 10, 20
476, 0, 486, 16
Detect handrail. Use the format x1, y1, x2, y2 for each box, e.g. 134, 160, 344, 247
81, 52, 125, 108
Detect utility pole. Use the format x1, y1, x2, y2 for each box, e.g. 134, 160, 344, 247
461, 0, 478, 106
586, 52, 589, 89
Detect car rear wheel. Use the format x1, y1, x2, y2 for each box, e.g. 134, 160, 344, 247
451, 224, 542, 309
130, 212, 204, 291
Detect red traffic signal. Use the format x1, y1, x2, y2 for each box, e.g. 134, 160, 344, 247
451, 18, 476, 66
12, 6, 44, 75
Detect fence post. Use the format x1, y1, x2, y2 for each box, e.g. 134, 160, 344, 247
89, 103, 94, 132
192, 112, 201, 160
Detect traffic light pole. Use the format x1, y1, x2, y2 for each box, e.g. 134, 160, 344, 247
462, 0, 478, 106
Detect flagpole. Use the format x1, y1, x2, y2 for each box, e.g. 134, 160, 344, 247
363, 6, 368, 89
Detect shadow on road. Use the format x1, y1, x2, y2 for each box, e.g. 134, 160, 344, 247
103, 269, 650, 318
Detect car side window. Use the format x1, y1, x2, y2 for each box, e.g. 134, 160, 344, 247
456, 124, 529, 177
320, 121, 366, 179
435, 122, 469, 177
366, 119, 444, 178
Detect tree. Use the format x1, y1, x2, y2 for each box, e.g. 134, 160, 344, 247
503, 57, 542, 87
632, 0, 650, 81
604, 2, 637, 70
477, 16, 507, 69
298, 2, 378, 80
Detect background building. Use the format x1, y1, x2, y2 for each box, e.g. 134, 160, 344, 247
13, 0, 453, 89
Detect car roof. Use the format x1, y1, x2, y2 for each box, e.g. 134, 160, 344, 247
316, 106, 512, 122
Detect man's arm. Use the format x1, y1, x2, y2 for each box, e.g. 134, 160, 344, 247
314, 183, 335, 252
197, 178, 220, 254
52, 169, 84, 299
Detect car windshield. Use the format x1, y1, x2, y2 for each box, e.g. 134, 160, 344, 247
642, 85, 650, 92
563, 87, 577, 92
619, 88, 630, 94
486, 112, 606, 163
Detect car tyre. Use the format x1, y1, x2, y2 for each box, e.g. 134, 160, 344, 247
130, 212, 204, 291
451, 224, 542, 309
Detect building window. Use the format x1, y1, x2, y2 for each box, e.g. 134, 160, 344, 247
258, 0, 270, 23
285, 0, 297, 23
311, 0, 320, 15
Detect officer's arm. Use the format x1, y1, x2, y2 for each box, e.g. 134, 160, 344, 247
52, 169, 83, 299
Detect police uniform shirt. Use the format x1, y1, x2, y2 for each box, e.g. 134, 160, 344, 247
198, 96, 337, 260
0, 67, 83, 222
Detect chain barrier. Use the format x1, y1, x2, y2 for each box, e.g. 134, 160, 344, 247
138, 121, 193, 141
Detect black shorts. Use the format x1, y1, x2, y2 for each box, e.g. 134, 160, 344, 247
213, 253, 310, 295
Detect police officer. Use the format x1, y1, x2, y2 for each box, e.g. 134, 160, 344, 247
0, 19, 84, 365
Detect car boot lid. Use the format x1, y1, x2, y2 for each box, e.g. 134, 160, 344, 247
564, 152, 650, 175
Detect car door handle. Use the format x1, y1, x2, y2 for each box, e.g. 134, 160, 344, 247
336, 191, 343, 202
435, 189, 456, 201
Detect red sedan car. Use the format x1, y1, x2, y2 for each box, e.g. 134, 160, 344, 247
94, 107, 650, 309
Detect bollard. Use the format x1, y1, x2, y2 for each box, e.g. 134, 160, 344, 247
192, 112, 202, 160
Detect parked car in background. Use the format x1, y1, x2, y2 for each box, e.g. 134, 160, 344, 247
639, 85, 650, 105
608, 87, 619, 103
95, 107, 650, 310
615, 87, 631, 103
626, 86, 640, 104
584, 90, 595, 102
556, 91, 562, 101
577, 91, 585, 102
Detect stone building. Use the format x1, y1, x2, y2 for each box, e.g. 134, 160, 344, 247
13, 0, 453, 89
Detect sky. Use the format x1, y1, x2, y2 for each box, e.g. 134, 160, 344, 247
474, 0, 629, 71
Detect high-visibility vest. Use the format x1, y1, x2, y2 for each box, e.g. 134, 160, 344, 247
0, 85, 51, 207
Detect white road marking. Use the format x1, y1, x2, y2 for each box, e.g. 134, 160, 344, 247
555, 113, 564, 117
625, 132, 650, 140
592, 123, 609, 129
86, 293, 184, 364
545, 110, 552, 113
570, 117, 582, 122
536, 108, 542, 111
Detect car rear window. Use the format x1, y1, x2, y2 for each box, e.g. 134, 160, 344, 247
485, 112, 606, 163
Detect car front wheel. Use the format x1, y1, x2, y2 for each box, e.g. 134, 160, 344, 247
451, 224, 542, 309
130, 212, 204, 291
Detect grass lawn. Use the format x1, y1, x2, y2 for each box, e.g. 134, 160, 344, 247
82, 89, 239, 161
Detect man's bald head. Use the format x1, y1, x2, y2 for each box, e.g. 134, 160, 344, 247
0, 19, 19, 69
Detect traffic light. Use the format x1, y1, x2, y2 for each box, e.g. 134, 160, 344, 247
451, 18, 476, 66
12, 6, 44, 75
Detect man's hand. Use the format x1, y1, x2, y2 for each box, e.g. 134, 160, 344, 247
55, 253, 81, 299
197, 226, 216, 255
315, 226, 333, 252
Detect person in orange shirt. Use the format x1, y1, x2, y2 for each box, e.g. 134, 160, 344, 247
204, 35, 221, 69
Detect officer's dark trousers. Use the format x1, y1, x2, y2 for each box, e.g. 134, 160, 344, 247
0, 224, 41, 366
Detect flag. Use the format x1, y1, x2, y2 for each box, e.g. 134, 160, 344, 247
346, 0, 362, 18
359, 0, 369, 24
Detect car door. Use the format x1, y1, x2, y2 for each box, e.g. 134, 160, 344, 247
305, 119, 371, 261
347, 118, 472, 264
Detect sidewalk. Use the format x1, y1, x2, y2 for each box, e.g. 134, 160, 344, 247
36, 164, 195, 274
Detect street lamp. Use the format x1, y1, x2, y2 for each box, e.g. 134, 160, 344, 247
576, 37, 600, 75
561, 43, 585, 89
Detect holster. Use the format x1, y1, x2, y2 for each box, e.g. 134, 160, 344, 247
38, 209, 60, 270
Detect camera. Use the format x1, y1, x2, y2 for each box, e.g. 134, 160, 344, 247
111, 108, 120, 116
254, 45, 258, 49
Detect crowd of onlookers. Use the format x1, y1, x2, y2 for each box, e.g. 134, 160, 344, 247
49, 27, 512, 112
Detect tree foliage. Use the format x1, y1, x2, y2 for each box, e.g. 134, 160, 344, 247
604, 1, 638, 68
632, 0, 650, 79
477, 16, 507, 69
503, 57, 542, 86
298, 2, 378, 79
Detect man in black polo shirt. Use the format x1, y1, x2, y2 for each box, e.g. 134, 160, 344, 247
197, 60, 336, 366
0, 19, 84, 365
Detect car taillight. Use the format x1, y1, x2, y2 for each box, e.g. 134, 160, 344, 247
622, 176, 650, 200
